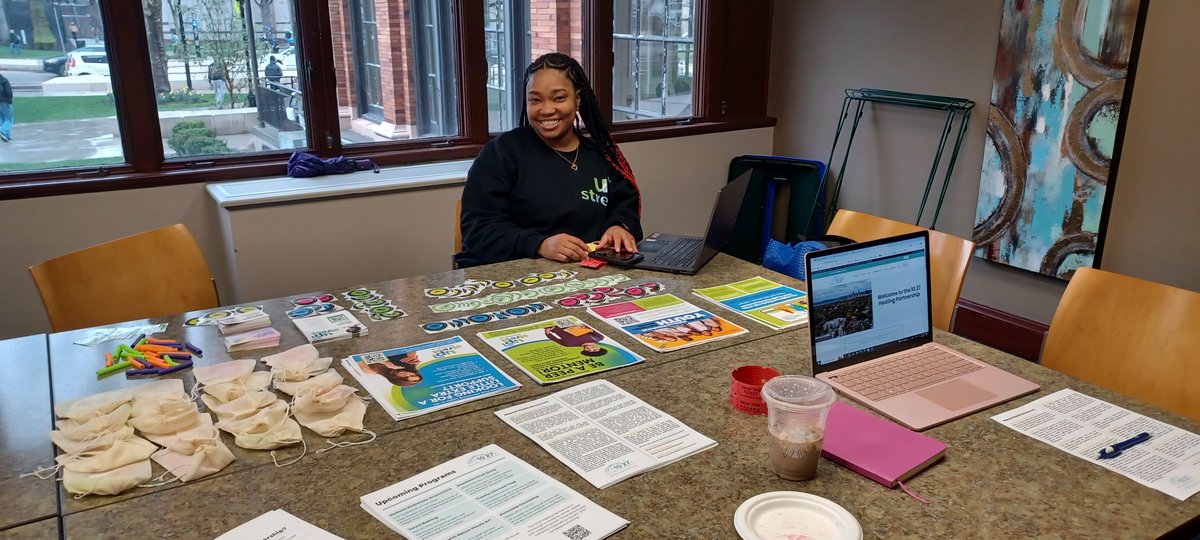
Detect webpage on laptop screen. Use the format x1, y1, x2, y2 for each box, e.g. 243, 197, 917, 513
810, 237, 930, 367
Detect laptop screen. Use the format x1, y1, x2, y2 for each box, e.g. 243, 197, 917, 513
696, 169, 752, 266
806, 231, 933, 372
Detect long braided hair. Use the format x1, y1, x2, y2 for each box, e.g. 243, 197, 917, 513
520, 53, 641, 216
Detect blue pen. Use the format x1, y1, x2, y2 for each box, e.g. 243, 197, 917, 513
1098, 432, 1151, 459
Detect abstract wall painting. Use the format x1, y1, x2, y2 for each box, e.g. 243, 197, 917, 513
973, 0, 1145, 279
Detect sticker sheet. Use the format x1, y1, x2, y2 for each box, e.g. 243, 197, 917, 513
342, 289, 407, 321
428, 274, 630, 314
420, 302, 553, 334
423, 271, 578, 299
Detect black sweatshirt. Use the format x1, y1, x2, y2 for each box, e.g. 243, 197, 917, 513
455, 126, 642, 268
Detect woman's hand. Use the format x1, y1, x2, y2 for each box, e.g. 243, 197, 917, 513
597, 225, 638, 253
538, 233, 590, 262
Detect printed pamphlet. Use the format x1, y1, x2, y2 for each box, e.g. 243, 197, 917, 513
587, 293, 748, 352
495, 379, 717, 489
292, 311, 368, 344
360, 444, 628, 539
215, 509, 343, 540
477, 316, 644, 384
692, 276, 809, 329
342, 336, 521, 421
993, 388, 1200, 501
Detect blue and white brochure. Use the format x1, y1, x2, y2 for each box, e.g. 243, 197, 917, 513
342, 336, 521, 421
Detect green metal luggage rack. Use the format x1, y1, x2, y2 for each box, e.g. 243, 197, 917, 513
824, 88, 975, 229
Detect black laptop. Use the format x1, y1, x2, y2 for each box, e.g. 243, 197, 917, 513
632, 170, 751, 275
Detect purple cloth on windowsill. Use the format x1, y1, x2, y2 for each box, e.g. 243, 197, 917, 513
287, 151, 380, 178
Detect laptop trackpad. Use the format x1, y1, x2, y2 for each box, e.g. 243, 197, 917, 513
917, 379, 997, 411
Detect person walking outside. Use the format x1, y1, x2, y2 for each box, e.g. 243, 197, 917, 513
68, 22, 80, 41
264, 56, 282, 85
8, 30, 21, 56
208, 61, 228, 106
0, 72, 15, 142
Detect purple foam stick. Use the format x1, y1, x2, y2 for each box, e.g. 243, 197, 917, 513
163, 351, 192, 359
149, 341, 183, 348
130, 334, 146, 349
183, 342, 203, 355
158, 360, 194, 375
126, 368, 162, 376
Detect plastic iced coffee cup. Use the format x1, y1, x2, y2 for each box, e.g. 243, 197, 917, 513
761, 375, 836, 481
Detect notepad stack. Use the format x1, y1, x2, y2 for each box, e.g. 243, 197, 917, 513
217, 311, 272, 335
820, 401, 946, 489
292, 311, 368, 344
216, 311, 281, 352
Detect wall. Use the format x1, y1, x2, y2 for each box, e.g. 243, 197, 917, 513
0, 128, 772, 339
768, 0, 1199, 324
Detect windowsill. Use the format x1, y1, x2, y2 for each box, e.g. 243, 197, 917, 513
0, 118, 774, 201
206, 159, 472, 208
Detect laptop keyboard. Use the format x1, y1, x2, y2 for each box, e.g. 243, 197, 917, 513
830, 347, 983, 402
650, 237, 703, 267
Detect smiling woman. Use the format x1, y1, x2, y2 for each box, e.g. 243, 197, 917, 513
456, 53, 643, 269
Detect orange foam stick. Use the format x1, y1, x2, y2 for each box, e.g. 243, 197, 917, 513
145, 338, 176, 344
129, 358, 146, 370
105, 352, 114, 368
144, 356, 171, 369
136, 344, 179, 353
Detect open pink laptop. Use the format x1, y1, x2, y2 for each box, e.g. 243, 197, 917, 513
804, 231, 1039, 431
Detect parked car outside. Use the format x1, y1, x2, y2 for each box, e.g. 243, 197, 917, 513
66, 46, 109, 76
42, 54, 69, 75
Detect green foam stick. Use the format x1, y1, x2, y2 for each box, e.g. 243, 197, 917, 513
96, 360, 133, 378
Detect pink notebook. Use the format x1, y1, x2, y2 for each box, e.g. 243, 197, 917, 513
821, 401, 947, 488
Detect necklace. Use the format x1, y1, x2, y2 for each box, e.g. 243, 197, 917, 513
552, 145, 580, 171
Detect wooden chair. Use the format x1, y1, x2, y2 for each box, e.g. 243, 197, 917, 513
1042, 267, 1200, 420
29, 224, 220, 332
454, 199, 463, 254
825, 209, 975, 331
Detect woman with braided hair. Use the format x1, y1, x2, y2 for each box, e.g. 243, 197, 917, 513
455, 53, 643, 268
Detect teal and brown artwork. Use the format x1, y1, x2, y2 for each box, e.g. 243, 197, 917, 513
973, 0, 1145, 279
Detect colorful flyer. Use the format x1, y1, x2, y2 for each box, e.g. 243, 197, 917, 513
341, 336, 521, 421
587, 294, 748, 352
691, 276, 809, 329
477, 316, 644, 385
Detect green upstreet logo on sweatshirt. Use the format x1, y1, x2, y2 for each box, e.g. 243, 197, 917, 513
581, 177, 609, 206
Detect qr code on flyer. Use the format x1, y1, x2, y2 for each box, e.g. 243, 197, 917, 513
562, 524, 591, 540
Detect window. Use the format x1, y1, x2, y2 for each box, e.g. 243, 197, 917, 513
0, 3, 125, 173
146, 0, 309, 159
330, 0, 460, 144
0, 0, 773, 198
613, 0, 696, 122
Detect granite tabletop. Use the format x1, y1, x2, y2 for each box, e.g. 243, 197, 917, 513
27, 255, 805, 513
59, 330, 1200, 539
0, 334, 57, 532
0, 518, 57, 540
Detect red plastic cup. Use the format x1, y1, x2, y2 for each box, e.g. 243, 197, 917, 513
730, 365, 782, 415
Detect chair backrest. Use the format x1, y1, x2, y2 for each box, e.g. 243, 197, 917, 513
826, 209, 974, 331
454, 199, 463, 254
29, 224, 219, 332
1042, 267, 1200, 420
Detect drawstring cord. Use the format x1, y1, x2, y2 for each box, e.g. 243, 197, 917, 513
271, 439, 307, 467
315, 429, 377, 455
